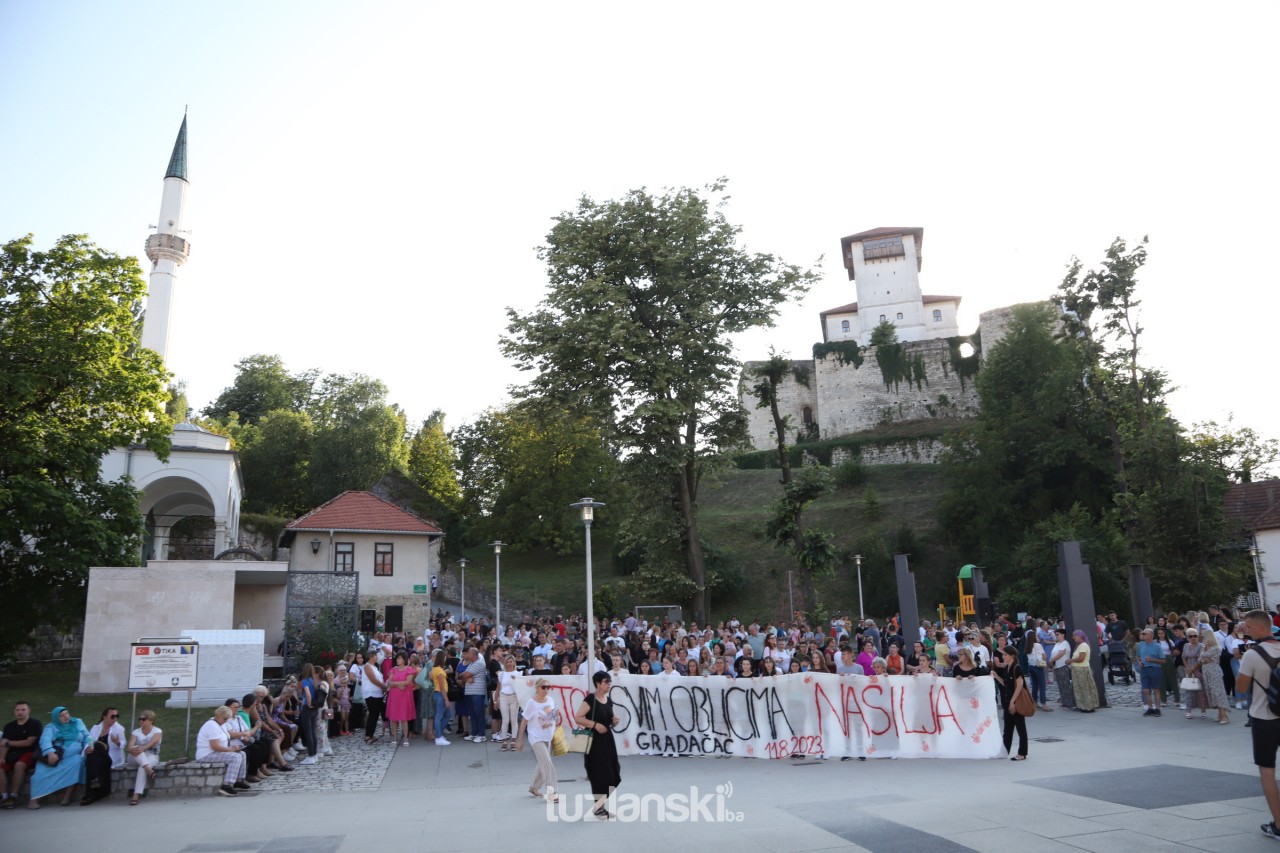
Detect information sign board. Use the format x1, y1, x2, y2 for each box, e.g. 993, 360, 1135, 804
128, 641, 200, 690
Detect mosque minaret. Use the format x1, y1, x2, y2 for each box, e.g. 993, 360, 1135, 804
139, 114, 190, 364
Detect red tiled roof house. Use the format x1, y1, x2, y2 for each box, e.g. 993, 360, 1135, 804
282, 491, 444, 633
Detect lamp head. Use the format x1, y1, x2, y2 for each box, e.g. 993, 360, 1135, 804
310, 538, 321, 555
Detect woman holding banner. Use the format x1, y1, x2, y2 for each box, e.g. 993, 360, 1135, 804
575, 671, 621, 820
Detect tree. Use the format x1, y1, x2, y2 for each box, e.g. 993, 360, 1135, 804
1189, 417, 1279, 484
501, 181, 817, 621
239, 409, 314, 515
308, 399, 408, 505
407, 410, 462, 511
939, 302, 1116, 572
746, 350, 810, 483
203, 354, 313, 424
0, 234, 172, 653
452, 398, 613, 552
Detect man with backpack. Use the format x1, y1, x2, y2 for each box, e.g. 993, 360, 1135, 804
1236, 609, 1280, 840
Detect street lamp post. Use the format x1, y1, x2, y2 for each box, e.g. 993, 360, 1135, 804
1250, 546, 1267, 611
491, 541, 504, 631
855, 553, 865, 621
788, 570, 795, 620
459, 556, 468, 624
571, 497, 605, 693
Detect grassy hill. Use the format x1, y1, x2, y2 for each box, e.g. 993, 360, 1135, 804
455, 460, 960, 626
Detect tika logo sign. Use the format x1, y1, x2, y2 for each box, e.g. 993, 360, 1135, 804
134, 647, 150, 656
546, 783, 743, 823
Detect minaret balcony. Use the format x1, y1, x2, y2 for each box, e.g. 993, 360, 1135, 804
145, 232, 190, 264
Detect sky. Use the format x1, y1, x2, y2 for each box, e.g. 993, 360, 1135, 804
2, 1, 1277, 444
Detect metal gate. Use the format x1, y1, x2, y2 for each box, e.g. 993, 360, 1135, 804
283, 570, 360, 674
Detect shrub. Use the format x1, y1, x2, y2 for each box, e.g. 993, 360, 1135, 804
833, 459, 868, 488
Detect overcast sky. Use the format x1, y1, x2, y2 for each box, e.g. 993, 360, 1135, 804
2, 1, 1276, 446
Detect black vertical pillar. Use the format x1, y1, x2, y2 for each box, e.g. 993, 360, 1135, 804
972, 568, 991, 629
1057, 540, 1108, 708
894, 554, 919, 646
1129, 564, 1154, 630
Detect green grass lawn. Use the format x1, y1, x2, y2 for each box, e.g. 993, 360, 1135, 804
448, 463, 956, 625
0, 669, 212, 759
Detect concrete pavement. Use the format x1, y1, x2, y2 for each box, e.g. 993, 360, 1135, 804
2, 699, 1276, 853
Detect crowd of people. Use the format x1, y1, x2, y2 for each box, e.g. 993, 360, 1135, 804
6, 601, 1279, 816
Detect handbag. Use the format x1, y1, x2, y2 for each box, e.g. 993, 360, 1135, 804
1180, 676, 1201, 691
551, 726, 569, 757
1013, 688, 1036, 717
568, 728, 594, 754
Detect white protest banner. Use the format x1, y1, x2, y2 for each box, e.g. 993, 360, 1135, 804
515, 672, 1002, 760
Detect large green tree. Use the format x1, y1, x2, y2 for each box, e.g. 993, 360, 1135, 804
0, 234, 172, 653
407, 410, 462, 512
203, 354, 314, 424
502, 181, 816, 621
453, 398, 613, 552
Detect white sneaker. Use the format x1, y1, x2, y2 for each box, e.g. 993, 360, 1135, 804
435, 737, 451, 746
471, 735, 485, 743
323, 748, 334, 756
299, 756, 319, 766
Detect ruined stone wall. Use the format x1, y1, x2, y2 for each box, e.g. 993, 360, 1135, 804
812, 339, 979, 439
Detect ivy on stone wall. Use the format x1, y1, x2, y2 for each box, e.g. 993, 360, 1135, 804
873, 342, 928, 392
812, 340, 864, 367
944, 332, 982, 391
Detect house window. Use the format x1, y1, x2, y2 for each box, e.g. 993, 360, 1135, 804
933, 309, 942, 322
334, 542, 354, 572
374, 543, 394, 576
896, 312, 903, 320
840, 320, 850, 332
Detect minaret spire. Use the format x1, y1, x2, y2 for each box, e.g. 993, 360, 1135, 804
140, 114, 192, 365
165, 114, 188, 181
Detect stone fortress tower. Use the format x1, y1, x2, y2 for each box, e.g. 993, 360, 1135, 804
740, 226, 1028, 454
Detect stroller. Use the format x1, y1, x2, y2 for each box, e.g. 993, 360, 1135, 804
1106, 640, 1133, 685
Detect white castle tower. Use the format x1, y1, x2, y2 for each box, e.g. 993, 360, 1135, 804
139, 114, 190, 364
819, 226, 961, 346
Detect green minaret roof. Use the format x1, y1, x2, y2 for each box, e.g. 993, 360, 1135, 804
165, 115, 188, 181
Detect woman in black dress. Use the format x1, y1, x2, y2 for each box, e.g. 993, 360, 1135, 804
995, 646, 1029, 760
575, 671, 621, 820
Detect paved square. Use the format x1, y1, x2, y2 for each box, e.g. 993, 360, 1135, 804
1018, 763, 1261, 809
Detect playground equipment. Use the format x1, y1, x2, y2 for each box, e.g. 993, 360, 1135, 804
956, 564, 978, 620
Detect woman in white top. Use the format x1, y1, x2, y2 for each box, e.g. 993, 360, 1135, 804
125, 711, 162, 805
516, 678, 559, 803
497, 656, 521, 750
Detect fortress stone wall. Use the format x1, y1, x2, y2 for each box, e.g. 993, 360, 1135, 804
742, 304, 1045, 453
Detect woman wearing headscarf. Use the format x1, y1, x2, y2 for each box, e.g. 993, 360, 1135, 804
1070, 630, 1099, 712
27, 707, 92, 808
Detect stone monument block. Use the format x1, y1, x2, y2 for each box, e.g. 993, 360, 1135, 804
165, 629, 265, 708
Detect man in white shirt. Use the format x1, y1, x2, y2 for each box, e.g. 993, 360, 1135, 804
1236, 610, 1280, 840
576, 651, 607, 677
532, 634, 554, 661
196, 706, 248, 797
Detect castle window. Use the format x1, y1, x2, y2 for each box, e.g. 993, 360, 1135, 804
933, 309, 942, 322
840, 320, 850, 332
802, 406, 813, 424
863, 235, 904, 260
896, 312, 904, 320
879, 314, 886, 322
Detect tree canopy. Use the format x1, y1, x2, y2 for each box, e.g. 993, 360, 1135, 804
502, 181, 817, 620
0, 234, 172, 653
